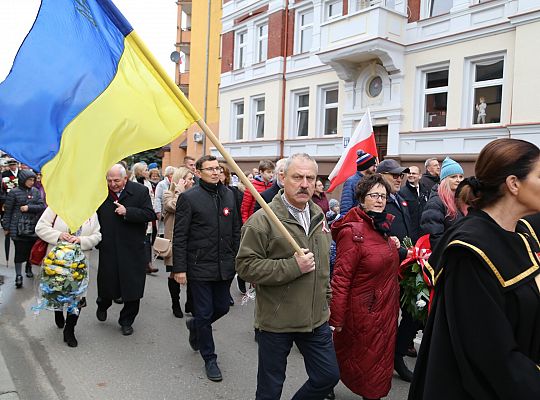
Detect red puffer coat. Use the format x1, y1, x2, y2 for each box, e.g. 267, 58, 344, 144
330, 207, 400, 398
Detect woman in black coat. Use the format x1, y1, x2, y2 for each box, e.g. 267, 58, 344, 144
1, 169, 45, 287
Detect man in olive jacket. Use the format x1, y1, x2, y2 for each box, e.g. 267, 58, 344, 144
236, 153, 339, 400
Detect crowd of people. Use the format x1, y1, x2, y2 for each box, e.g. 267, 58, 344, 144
0, 139, 539, 399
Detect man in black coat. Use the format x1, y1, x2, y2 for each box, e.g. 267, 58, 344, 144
419, 158, 440, 193
377, 159, 419, 383
173, 155, 241, 382
96, 164, 156, 336
399, 165, 429, 239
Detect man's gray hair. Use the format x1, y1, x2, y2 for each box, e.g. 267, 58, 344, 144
164, 166, 176, 176
108, 163, 127, 178
275, 158, 287, 174
424, 158, 438, 169
283, 153, 318, 175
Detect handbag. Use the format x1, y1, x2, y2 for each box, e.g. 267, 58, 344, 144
17, 213, 38, 237
29, 215, 58, 265
153, 236, 172, 259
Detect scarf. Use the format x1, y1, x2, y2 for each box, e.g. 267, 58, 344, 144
366, 210, 392, 235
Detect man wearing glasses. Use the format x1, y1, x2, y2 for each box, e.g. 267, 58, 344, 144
172, 155, 241, 382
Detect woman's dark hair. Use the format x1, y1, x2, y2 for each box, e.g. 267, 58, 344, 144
457, 139, 539, 209
220, 163, 231, 185
355, 174, 392, 204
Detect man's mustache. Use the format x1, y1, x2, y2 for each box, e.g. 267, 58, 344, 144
296, 188, 309, 195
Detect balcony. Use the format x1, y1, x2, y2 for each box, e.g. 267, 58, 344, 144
317, 2, 408, 81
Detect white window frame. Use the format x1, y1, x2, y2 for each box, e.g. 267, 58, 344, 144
324, 0, 343, 21
415, 62, 449, 129
232, 100, 245, 141
425, 0, 452, 18
255, 23, 268, 63
252, 96, 265, 139
295, 8, 314, 54
293, 90, 310, 137
319, 85, 339, 136
462, 53, 506, 127
235, 30, 248, 70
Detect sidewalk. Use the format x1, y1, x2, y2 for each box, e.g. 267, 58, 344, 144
0, 348, 18, 399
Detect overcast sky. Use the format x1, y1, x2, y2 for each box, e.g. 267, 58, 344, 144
0, 0, 177, 82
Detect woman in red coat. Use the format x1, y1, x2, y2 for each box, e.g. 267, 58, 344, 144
330, 174, 401, 400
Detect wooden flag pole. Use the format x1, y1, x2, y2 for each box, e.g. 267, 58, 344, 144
195, 118, 304, 255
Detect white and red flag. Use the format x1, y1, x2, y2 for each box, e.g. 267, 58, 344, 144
327, 109, 378, 192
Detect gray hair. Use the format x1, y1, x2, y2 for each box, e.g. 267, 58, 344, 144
283, 153, 318, 175
164, 166, 176, 177
108, 163, 127, 178
275, 158, 287, 174
424, 158, 438, 169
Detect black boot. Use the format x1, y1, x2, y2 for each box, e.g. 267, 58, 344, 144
394, 355, 413, 382
15, 275, 23, 288
63, 313, 78, 348
167, 278, 183, 318
54, 311, 65, 328
25, 263, 34, 278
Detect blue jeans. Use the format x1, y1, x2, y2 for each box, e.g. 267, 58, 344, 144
256, 322, 340, 400
189, 279, 231, 362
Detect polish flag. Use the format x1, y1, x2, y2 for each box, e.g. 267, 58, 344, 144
327, 109, 378, 193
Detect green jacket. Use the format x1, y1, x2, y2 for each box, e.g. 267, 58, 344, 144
236, 190, 332, 333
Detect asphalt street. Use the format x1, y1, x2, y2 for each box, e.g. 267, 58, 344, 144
0, 237, 415, 400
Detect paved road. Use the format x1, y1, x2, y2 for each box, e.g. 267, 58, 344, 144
0, 240, 414, 400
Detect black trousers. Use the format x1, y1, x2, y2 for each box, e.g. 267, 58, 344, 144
395, 308, 421, 356
189, 279, 231, 362
96, 297, 140, 327
256, 322, 340, 400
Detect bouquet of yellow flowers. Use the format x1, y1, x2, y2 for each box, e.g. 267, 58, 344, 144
33, 242, 88, 314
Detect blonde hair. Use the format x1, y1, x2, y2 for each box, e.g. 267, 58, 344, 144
170, 166, 193, 192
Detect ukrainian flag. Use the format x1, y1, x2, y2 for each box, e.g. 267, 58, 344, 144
0, 0, 200, 230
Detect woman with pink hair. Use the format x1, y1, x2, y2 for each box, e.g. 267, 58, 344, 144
420, 157, 465, 252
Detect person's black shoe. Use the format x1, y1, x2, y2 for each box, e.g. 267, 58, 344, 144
394, 356, 413, 382
63, 326, 78, 347
96, 309, 107, 322
55, 311, 65, 329
406, 346, 418, 358
113, 297, 123, 304
25, 264, 33, 278
15, 275, 22, 288
121, 325, 134, 336
237, 277, 246, 295
185, 317, 199, 351
172, 304, 184, 318
325, 388, 336, 399
204, 359, 222, 382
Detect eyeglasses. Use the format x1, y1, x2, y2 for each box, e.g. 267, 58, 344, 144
199, 167, 223, 173
365, 193, 387, 201
383, 172, 405, 179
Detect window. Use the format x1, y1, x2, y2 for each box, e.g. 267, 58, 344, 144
253, 97, 265, 138
256, 24, 268, 63
429, 0, 452, 17
325, 0, 343, 20
423, 69, 448, 128
233, 101, 244, 140
471, 59, 503, 125
295, 92, 310, 137
297, 9, 313, 54
235, 31, 247, 69
322, 88, 338, 135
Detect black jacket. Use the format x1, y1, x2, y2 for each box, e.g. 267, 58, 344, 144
420, 185, 463, 252
384, 192, 417, 260
96, 180, 156, 301
254, 180, 281, 213
173, 180, 241, 281
399, 181, 429, 239
419, 173, 439, 193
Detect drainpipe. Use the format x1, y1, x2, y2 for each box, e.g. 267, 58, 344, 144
201, 0, 212, 155
279, 2, 290, 159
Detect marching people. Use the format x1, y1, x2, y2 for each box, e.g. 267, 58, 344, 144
340, 150, 377, 215
236, 153, 340, 400
162, 166, 194, 318
409, 138, 540, 399
420, 157, 465, 252
1, 169, 45, 287
240, 160, 274, 223
35, 207, 101, 347
376, 159, 418, 382
330, 174, 401, 400
419, 158, 440, 193
172, 155, 240, 382
95, 164, 156, 336
130, 162, 159, 273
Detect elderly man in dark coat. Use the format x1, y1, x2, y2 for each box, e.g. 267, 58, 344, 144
96, 164, 156, 336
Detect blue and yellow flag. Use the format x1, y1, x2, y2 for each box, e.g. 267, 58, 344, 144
0, 0, 200, 230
